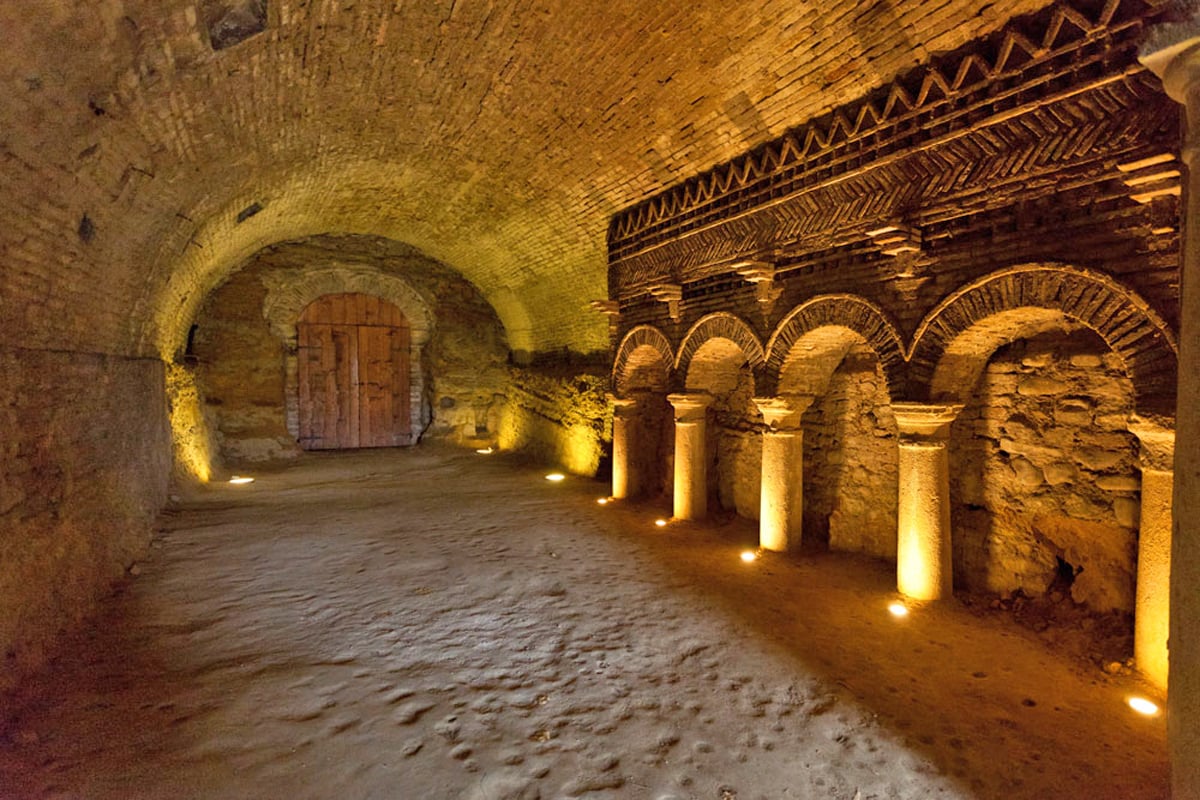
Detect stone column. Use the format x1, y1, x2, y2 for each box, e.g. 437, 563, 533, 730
892, 403, 963, 601
1142, 24, 1200, 795
753, 395, 815, 552
1129, 419, 1176, 693
609, 396, 640, 500
667, 393, 713, 521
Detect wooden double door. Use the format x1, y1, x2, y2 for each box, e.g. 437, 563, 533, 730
297, 293, 412, 450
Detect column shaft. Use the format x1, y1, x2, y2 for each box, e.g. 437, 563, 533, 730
1140, 33, 1200, 793
759, 430, 803, 551
609, 398, 639, 500
668, 394, 713, 521
1136, 467, 1173, 692
896, 440, 952, 600
753, 396, 813, 552
892, 403, 962, 601
673, 419, 706, 520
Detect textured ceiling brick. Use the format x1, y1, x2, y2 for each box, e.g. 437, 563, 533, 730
0, 0, 1058, 359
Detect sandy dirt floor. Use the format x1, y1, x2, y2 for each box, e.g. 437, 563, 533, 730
0, 446, 1168, 799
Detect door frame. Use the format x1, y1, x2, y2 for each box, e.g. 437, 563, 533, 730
259, 267, 434, 446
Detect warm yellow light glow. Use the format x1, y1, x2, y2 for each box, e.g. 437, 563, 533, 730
229, 476, 255, 485
166, 364, 213, 482
545, 473, 566, 482
563, 423, 602, 476
654, 519, 668, 528
888, 602, 909, 618
475, 447, 494, 455
596, 498, 609, 505
740, 550, 758, 563
1128, 696, 1160, 716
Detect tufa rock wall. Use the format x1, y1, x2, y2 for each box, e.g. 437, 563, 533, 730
497, 365, 611, 477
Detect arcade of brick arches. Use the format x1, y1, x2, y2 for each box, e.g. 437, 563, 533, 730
9, 0, 1200, 797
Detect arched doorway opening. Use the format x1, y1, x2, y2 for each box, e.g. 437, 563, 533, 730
297, 293, 413, 450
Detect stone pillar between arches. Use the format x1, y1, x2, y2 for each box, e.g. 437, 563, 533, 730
1141, 27, 1200, 795
667, 393, 714, 521
892, 403, 962, 601
753, 395, 815, 552
609, 396, 640, 500
1129, 419, 1175, 693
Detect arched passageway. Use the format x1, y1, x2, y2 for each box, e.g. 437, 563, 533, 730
611, 326, 675, 500
673, 314, 765, 522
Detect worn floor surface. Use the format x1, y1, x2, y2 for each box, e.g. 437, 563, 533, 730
0, 447, 1168, 799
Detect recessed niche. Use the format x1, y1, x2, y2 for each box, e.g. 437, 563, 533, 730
201, 0, 268, 51
236, 201, 264, 224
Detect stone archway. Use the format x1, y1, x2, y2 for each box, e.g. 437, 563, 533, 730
610, 326, 675, 499
672, 314, 765, 521
262, 266, 434, 445
675, 313, 765, 379
762, 296, 905, 557
612, 325, 674, 395
908, 264, 1179, 686
763, 294, 905, 398
908, 264, 1177, 417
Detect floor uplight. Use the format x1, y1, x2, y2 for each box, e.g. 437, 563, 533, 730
654, 519, 668, 528
1128, 696, 1160, 716
888, 602, 909, 618
596, 498, 609, 505
545, 473, 566, 482
475, 447, 494, 455
740, 550, 758, 563
228, 476, 255, 485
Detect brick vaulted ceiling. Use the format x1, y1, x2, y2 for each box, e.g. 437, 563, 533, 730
0, 0, 1060, 359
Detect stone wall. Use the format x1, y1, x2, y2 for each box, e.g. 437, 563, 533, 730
709, 365, 762, 520
949, 330, 1140, 613
0, 348, 170, 693
497, 366, 611, 477
626, 393, 674, 499
802, 348, 899, 557
191, 235, 510, 464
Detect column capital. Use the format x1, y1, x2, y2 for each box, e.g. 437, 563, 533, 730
752, 395, 815, 430
1141, 19, 1200, 104
607, 393, 640, 416
1129, 416, 1176, 472
667, 393, 713, 421
892, 402, 963, 442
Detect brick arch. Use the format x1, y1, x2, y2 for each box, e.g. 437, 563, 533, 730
675, 312, 765, 374
261, 265, 433, 346
763, 294, 905, 398
612, 325, 674, 396
909, 264, 1178, 417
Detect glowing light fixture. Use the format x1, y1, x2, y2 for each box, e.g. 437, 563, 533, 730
1128, 696, 1160, 716
888, 602, 909, 618
545, 473, 566, 482
654, 519, 668, 528
596, 498, 609, 505
740, 550, 758, 563
476, 447, 494, 455
228, 476, 254, 485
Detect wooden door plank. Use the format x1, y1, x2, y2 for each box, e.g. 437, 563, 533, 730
297, 293, 412, 450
